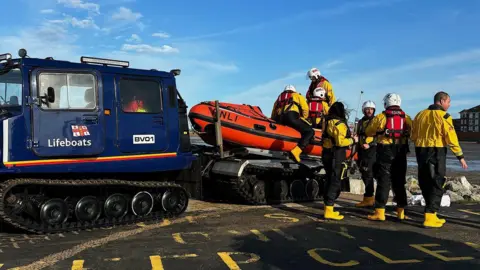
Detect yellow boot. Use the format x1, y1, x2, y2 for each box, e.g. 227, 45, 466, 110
367, 208, 386, 221
433, 212, 446, 224
423, 213, 443, 228
396, 208, 407, 220
324, 206, 344, 220
355, 196, 375, 207
289, 146, 302, 163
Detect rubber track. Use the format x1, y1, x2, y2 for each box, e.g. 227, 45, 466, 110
0, 178, 188, 234
214, 163, 324, 205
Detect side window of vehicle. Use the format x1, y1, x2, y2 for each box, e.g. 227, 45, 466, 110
38, 72, 96, 110
119, 78, 162, 113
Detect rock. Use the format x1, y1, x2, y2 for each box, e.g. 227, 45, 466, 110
348, 178, 365, 195
466, 194, 480, 202
446, 190, 463, 202
405, 177, 422, 195
406, 190, 413, 199
444, 176, 472, 198
459, 176, 473, 191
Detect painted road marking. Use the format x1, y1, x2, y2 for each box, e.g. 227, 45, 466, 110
410, 244, 474, 261
14, 208, 255, 270
360, 247, 422, 264
465, 242, 479, 249
250, 230, 270, 242
172, 232, 210, 244
71, 260, 84, 270
272, 228, 296, 241
104, 258, 121, 262
458, 209, 480, 216
317, 226, 356, 240
264, 213, 299, 223
217, 252, 261, 270
308, 248, 360, 267
150, 254, 198, 270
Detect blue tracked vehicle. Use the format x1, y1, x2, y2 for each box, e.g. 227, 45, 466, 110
0, 49, 197, 234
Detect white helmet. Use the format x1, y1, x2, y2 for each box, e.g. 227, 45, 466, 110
312, 87, 326, 99
362, 100, 376, 112
383, 93, 401, 108
307, 68, 321, 80
284, 84, 296, 92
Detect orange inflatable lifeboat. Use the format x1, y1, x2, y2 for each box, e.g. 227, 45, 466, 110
188, 101, 357, 160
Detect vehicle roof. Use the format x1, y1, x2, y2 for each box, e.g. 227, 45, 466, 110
11, 56, 176, 79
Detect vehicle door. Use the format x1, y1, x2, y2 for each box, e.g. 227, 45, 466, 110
31, 69, 105, 157
115, 75, 169, 153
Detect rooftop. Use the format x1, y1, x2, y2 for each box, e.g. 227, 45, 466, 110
460, 105, 480, 113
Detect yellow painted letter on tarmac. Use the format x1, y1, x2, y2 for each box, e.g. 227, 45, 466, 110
218, 252, 260, 270
410, 244, 474, 262
308, 248, 360, 267
360, 247, 421, 264
71, 260, 84, 270
458, 209, 480, 216
250, 230, 270, 242
150, 255, 164, 270
264, 213, 299, 223
150, 254, 198, 270
172, 232, 210, 244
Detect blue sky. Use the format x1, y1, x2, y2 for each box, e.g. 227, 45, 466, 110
1, 0, 480, 120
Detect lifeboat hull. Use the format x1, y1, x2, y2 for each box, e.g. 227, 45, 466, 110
188, 101, 356, 160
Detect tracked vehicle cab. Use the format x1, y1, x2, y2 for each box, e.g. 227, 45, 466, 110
0, 49, 195, 233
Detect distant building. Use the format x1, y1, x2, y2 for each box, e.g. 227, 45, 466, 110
459, 105, 480, 132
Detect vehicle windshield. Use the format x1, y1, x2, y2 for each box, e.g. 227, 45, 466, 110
0, 68, 22, 107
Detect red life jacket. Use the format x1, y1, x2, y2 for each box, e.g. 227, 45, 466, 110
275, 90, 294, 110
308, 101, 324, 118
380, 107, 407, 138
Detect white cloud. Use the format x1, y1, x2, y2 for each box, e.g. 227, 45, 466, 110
57, 0, 100, 14
121, 44, 179, 54
0, 21, 80, 62
126, 34, 141, 43
40, 9, 55, 14
68, 17, 99, 29
111, 7, 142, 22
46, 15, 109, 33
152, 32, 170, 38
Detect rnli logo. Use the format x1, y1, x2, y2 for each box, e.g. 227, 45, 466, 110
72, 125, 90, 137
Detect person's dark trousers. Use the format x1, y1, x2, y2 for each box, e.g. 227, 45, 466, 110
282, 111, 314, 149
373, 143, 408, 208
415, 147, 447, 213
358, 145, 376, 197
323, 147, 347, 206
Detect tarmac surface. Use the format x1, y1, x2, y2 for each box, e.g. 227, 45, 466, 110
0, 194, 479, 270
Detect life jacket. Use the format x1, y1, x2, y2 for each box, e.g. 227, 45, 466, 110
357, 116, 375, 144
274, 90, 303, 116
307, 77, 330, 104
378, 107, 407, 139
308, 100, 324, 118
125, 100, 146, 112
322, 116, 351, 146
275, 90, 294, 109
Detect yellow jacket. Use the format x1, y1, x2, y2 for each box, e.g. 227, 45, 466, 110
322, 118, 354, 149
271, 91, 310, 121
411, 104, 464, 158
365, 109, 412, 145
356, 117, 375, 145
